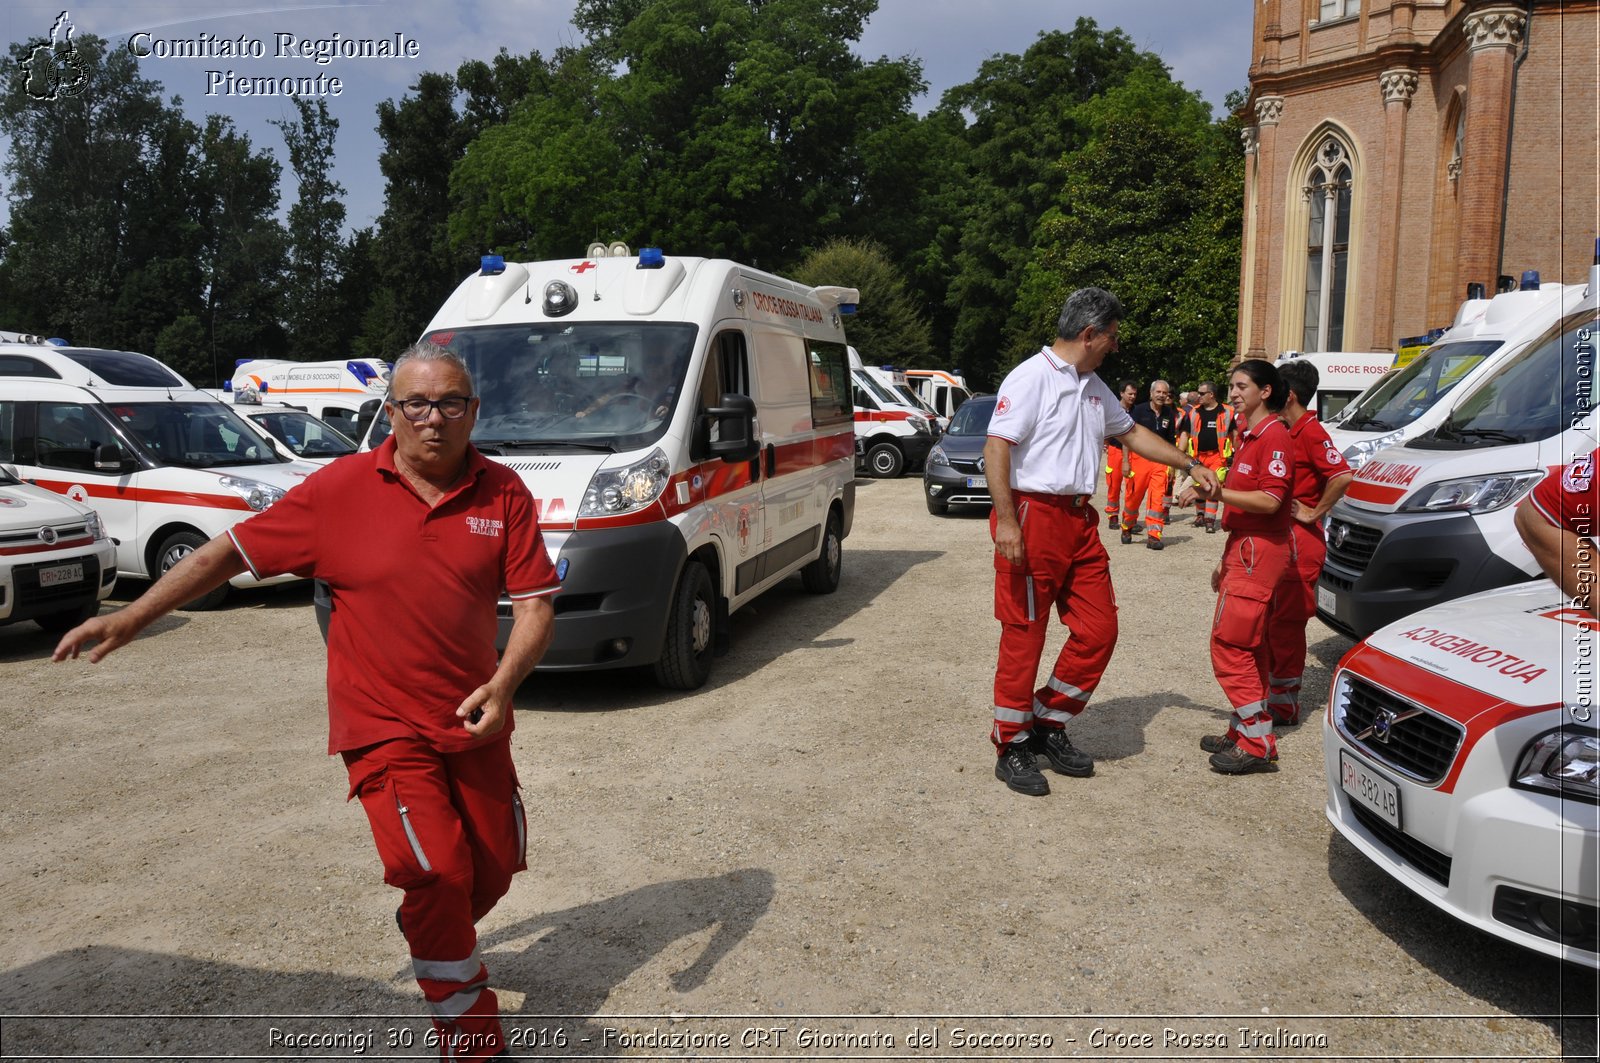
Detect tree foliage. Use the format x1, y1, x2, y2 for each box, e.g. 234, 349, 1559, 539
792, 237, 932, 366
274, 99, 349, 360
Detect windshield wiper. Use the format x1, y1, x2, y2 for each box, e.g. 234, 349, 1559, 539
476, 438, 615, 452
1454, 428, 1525, 444
1345, 414, 1393, 430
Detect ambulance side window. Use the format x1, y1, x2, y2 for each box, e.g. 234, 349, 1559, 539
35, 402, 111, 472
806, 340, 852, 427
0, 401, 15, 462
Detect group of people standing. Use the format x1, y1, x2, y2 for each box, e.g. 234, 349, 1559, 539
984, 286, 1354, 796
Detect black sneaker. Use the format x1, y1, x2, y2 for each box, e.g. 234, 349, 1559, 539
1199, 733, 1234, 754
1029, 727, 1094, 777
1208, 746, 1278, 775
995, 745, 1049, 796
1120, 530, 1133, 545
1146, 538, 1164, 550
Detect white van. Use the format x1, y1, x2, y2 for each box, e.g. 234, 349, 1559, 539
1317, 266, 1598, 640
903, 368, 972, 420
0, 341, 315, 609
1322, 579, 1598, 967
1273, 351, 1394, 422
1327, 278, 1584, 468
203, 390, 359, 466
846, 349, 936, 478
355, 250, 858, 689
0, 465, 117, 631
228, 358, 389, 442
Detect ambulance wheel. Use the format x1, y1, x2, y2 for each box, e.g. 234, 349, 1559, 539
801, 510, 843, 594
865, 442, 904, 479
157, 530, 230, 611
654, 561, 714, 690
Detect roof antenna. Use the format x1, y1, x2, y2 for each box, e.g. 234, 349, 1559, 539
524, 278, 532, 305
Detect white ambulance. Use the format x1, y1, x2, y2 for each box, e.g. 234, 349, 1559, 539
0, 466, 117, 632
1273, 351, 1394, 422
357, 249, 858, 689
903, 368, 972, 419
1323, 580, 1598, 967
0, 341, 315, 609
227, 358, 389, 442
846, 348, 936, 478
1327, 277, 1583, 469
1318, 263, 1598, 640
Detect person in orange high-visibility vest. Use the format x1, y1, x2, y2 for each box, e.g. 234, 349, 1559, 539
1120, 380, 1187, 550
1102, 379, 1138, 528
1185, 382, 1233, 533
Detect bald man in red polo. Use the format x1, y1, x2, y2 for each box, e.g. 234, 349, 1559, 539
55, 344, 560, 1061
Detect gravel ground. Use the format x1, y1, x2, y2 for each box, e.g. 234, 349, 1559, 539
2, 474, 1595, 1061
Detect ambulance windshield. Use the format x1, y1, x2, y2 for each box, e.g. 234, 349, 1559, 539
369, 323, 697, 452
1339, 340, 1499, 432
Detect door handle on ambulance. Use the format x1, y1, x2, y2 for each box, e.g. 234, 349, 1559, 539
764, 443, 776, 479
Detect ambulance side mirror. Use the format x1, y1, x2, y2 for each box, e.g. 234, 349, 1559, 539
702, 393, 759, 463
93, 442, 134, 472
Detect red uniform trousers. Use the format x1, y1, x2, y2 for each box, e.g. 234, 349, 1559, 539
1265, 521, 1326, 724
1192, 450, 1227, 523
344, 736, 528, 1061
991, 492, 1118, 749
1210, 529, 1294, 759
1103, 443, 1129, 520
1121, 452, 1168, 541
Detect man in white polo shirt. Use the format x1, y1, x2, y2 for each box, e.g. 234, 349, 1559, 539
983, 288, 1219, 796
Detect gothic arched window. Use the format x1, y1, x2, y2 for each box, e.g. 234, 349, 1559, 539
1303, 137, 1353, 351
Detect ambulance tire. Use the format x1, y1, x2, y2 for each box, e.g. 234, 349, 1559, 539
801, 510, 843, 594
865, 442, 904, 479
653, 560, 715, 690
157, 530, 230, 611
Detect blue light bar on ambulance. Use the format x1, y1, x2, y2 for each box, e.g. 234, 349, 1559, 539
347, 360, 380, 387
838, 303, 857, 315
637, 247, 665, 270
1521, 270, 1540, 290
481, 254, 506, 276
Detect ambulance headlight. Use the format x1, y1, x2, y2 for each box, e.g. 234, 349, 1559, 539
1512, 727, 1600, 804
219, 476, 285, 512
1397, 470, 1543, 514
912, 417, 930, 435
927, 445, 950, 468
1341, 430, 1402, 470
580, 448, 671, 517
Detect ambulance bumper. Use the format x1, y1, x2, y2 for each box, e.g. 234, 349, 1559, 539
1316, 509, 1531, 640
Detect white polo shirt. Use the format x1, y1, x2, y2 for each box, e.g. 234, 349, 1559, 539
987, 346, 1134, 495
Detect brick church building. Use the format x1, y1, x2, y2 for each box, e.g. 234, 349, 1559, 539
1237, 0, 1597, 358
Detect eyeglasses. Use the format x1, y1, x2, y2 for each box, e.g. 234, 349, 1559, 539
393, 396, 472, 421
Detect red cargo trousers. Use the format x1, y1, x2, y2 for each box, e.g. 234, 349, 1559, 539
1265, 521, 1326, 724
1211, 529, 1294, 760
344, 736, 528, 1061
991, 492, 1118, 749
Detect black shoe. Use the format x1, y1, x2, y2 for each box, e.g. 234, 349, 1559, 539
1199, 733, 1234, 754
1106, 513, 1118, 529
1270, 707, 1302, 728
1120, 530, 1133, 545
395, 906, 404, 935
1029, 728, 1094, 777
995, 745, 1049, 796
1209, 746, 1279, 775
1146, 538, 1163, 550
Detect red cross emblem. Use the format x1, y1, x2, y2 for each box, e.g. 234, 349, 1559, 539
570, 260, 597, 274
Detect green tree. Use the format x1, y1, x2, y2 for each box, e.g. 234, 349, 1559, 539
792, 237, 931, 365
931, 20, 1165, 388
1013, 69, 1244, 388
273, 98, 348, 358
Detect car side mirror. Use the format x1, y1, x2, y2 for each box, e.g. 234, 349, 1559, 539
93, 442, 133, 472
704, 393, 759, 463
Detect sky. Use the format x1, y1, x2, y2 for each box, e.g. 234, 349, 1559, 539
1, 1, 1255, 238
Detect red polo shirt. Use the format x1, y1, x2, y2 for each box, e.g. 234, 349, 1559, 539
1529, 446, 1599, 537
1222, 415, 1293, 534
1285, 412, 1352, 541
228, 437, 560, 754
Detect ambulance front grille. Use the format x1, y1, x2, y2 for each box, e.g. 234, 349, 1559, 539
1325, 518, 1381, 572
1336, 675, 1464, 784
501, 460, 564, 473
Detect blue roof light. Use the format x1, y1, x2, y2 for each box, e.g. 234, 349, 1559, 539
1521, 270, 1540, 290
838, 303, 857, 315
347, 360, 380, 386
637, 247, 665, 269
480, 254, 506, 276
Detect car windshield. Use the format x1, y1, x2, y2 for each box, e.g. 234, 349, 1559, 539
367, 323, 697, 452
894, 383, 937, 415
107, 402, 285, 468
1337, 340, 1500, 431
250, 410, 357, 458
947, 398, 995, 436
1417, 307, 1600, 448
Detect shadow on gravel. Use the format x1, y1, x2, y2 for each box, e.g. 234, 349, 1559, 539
1068, 693, 1222, 762
0, 869, 773, 1061
1324, 832, 1598, 1057
517, 547, 943, 712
